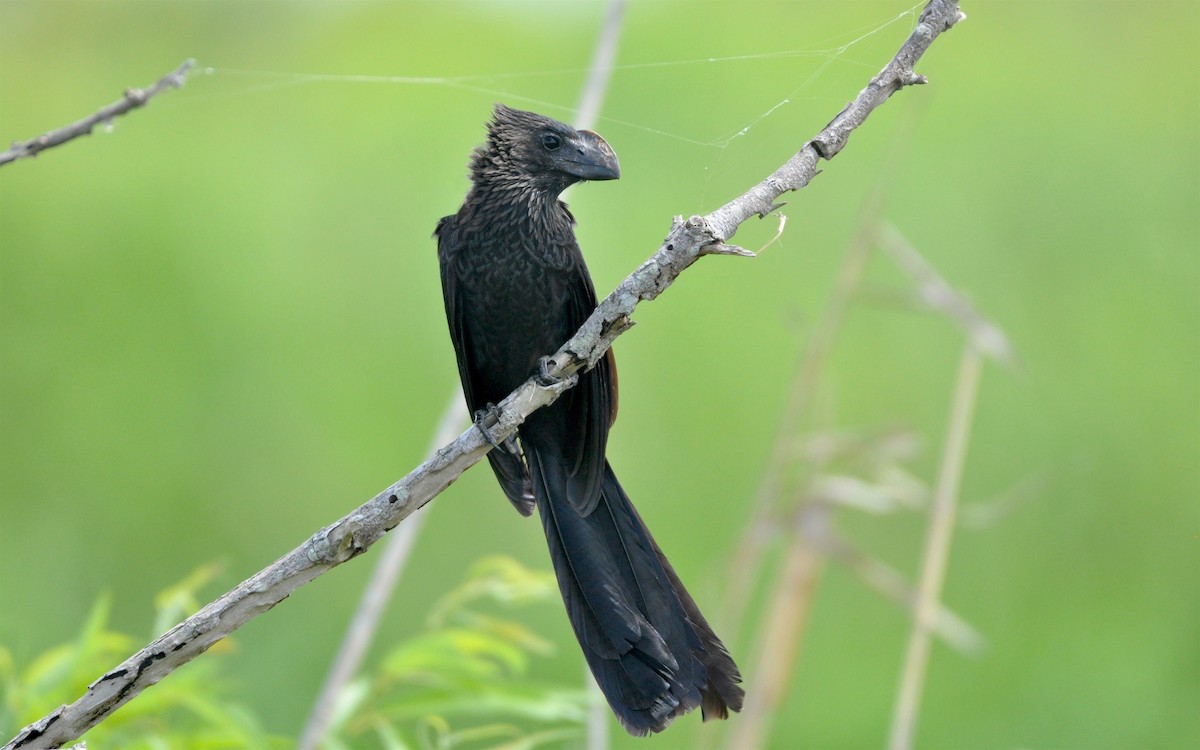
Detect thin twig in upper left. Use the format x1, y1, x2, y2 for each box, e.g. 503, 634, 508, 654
0, 58, 195, 168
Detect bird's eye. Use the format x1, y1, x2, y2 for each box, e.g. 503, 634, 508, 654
541, 133, 561, 150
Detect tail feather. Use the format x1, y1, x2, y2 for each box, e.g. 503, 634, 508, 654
527, 448, 742, 735
636, 516, 746, 719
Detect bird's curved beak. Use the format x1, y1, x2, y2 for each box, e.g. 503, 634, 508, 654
566, 129, 621, 181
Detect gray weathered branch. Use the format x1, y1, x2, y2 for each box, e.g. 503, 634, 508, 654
0, 59, 195, 168
3, 2, 962, 746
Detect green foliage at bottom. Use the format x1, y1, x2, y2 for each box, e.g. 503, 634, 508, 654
0, 566, 286, 749
322, 556, 587, 750
0, 557, 586, 749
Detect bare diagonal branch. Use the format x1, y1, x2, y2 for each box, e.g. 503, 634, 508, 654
0, 59, 195, 168
3, 2, 963, 747
295, 393, 465, 750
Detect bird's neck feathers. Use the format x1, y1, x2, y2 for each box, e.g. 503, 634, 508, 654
468, 124, 575, 200
467, 162, 569, 227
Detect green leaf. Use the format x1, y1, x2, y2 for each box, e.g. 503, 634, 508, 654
383, 627, 528, 684
428, 556, 558, 627
151, 563, 223, 637
327, 556, 586, 749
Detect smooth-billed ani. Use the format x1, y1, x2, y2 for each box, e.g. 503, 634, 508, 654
435, 104, 743, 736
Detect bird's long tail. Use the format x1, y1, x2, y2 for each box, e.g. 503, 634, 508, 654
526, 450, 743, 736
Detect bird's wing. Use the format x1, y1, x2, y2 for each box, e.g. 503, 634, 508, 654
436, 216, 535, 515
557, 255, 617, 516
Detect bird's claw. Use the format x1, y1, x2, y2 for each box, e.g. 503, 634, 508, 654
473, 404, 503, 449
536, 356, 562, 387
473, 404, 519, 455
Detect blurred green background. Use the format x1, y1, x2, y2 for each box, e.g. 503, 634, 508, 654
1, 1, 1196, 748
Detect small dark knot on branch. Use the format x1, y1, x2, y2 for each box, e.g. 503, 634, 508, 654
683, 214, 720, 248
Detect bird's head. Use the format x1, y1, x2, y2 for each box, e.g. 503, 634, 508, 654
472, 103, 620, 195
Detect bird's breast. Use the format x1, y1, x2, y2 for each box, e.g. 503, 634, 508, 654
454, 226, 577, 398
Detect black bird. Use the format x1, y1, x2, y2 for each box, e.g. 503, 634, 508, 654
435, 104, 743, 736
